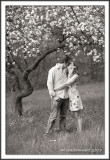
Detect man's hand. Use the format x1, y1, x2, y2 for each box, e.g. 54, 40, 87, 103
50, 91, 56, 97
54, 97, 61, 102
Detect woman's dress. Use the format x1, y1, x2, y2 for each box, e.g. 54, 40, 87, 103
68, 82, 83, 111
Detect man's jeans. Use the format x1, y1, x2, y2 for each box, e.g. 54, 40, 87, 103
46, 98, 69, 133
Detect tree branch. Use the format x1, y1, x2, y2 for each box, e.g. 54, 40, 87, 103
70, 7, 91, 40
70, 6, 104, 38
93, 24, 104, 37
15, 43, 59, 100
23, 42, 65, 79
70, 6, 80, 24
11, 54, 23, 73
93, 6, 104, 17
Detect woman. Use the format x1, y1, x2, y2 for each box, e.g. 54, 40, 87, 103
54, 61, 83, 132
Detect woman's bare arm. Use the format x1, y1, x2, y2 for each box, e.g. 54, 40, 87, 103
65, 74, 79, 85
54, 74, 79, 91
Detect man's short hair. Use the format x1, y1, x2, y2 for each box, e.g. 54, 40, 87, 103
56, 55, 72, 64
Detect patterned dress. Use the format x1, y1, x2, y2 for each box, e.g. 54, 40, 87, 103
68, 82, 83, 111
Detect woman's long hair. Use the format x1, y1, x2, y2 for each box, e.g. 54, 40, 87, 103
66, 63, 79, 77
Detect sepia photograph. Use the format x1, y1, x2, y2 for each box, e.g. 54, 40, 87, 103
1, 0, 109, 159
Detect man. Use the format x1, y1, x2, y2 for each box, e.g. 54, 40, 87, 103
45, 54, 72, 135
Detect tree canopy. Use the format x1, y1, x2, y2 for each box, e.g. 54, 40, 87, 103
6, 5, 104, 68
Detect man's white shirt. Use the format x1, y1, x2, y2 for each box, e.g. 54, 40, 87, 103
47, 63, 68, 99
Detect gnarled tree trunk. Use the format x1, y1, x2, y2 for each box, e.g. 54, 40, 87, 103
15, 77, 33, 116
14, 42, 65, 116
6, 70, 21, 114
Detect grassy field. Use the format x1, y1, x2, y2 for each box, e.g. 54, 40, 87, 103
6, 82, 105, 155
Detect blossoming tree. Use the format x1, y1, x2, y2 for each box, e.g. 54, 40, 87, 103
6, 5, 104, 115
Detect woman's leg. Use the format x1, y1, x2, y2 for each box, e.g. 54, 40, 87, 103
74, 110, 82, 132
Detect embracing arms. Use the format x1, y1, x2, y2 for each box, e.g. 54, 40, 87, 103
54, 73, 79, 90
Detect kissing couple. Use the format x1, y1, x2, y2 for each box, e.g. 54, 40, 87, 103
45, 54, 83, 136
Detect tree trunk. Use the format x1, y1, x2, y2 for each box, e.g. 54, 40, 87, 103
15, 76, 33, 116
7, 71, 21, 114
14, 42, 65, 116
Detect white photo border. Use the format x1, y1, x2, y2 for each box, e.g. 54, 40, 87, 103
1, 1, 109, 159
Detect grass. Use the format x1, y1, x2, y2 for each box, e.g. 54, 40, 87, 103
6, 82, 105, 155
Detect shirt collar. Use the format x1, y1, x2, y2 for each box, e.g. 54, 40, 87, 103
56, 63, 64, 69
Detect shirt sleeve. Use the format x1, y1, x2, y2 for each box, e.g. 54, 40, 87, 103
47, 69, 55, 96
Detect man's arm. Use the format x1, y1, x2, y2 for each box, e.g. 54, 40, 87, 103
54, 83, 68, 90
47, 69, 55, 97
54, 74, 79, 90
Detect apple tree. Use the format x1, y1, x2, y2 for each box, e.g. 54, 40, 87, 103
6, 5, 104, 115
